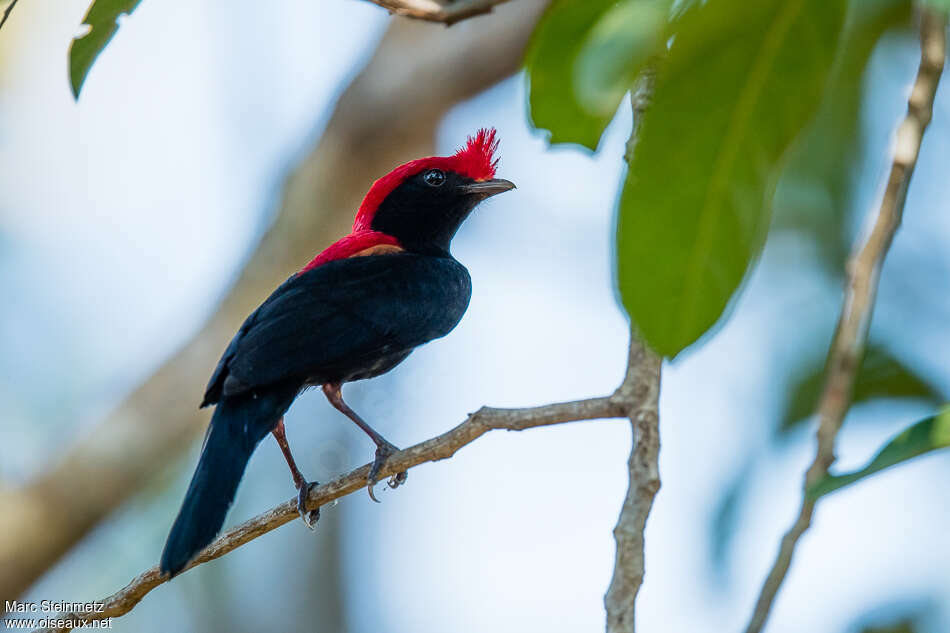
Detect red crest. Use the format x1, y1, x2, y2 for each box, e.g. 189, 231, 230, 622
352, 128, 500, 231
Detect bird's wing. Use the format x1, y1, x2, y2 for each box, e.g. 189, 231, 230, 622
203, 253, 470, 402
200, 276, 287, 407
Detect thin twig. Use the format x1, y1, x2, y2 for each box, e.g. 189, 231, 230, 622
624, 63, 658, 164
0, 0, 20, 31
743, 9, 947, 633
362, 0, 512, 25
605, 74, 663, 633
33, 380, 650, 633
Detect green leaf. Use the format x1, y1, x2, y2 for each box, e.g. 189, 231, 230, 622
573, 0, 669, 118
772, 0, 912, 275
69, 0, 142, 99
808, 407, 950, 498
615, 0, 847, 357
525, 0, 668, 150
780, 343, 944, 432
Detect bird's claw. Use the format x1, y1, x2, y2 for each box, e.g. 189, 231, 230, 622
297, 481, 320, 529
366, 442, 407, 503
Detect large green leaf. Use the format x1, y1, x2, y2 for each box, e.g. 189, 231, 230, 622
780, 343, 944, 431
69, 0, 142, 99
525, 0, 668, 150
808, 408, 950, 498
615, 0, 846, 357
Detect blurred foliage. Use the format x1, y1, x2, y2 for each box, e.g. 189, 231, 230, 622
709, 456, 752, 572
858, 621, 917, 633
780, 343, 945, 432
809, 407, 950, 498
69, 0, 142, 98
847, 602, 937, 633
615, 0, 846, 357
711, 363, 942, 576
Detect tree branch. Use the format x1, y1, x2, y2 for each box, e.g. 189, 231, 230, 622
362, 0, 513, 25
606, 72, 663, 633
0, 0, 19, 31
604, 334, 661, 633
743, 9, 947, 633
32, 377, 654, 633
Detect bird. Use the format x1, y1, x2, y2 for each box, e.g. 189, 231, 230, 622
159, 128, 514, 578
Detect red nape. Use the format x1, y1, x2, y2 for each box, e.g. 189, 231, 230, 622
352, 128, 500, 232
298, 231, 402, 275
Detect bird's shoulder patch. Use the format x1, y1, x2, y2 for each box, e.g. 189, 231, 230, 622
349, 243, 404, 258
298, 231, 403, 275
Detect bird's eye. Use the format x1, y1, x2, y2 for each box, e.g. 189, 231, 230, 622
423, 169, 446, 187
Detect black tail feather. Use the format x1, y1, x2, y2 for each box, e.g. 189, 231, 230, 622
160, 387, 294, 578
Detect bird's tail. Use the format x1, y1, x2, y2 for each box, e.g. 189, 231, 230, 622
160, 389, 291, 578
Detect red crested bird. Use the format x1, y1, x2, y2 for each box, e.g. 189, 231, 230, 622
160, 129, 514, 578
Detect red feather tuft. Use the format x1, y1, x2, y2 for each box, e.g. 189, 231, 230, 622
298, 231, 402, 274
452, 127, 500, 181
352, 128, 500, 231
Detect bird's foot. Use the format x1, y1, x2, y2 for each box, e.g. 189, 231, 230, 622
367, 442, 407, 503
296, 481, 321, 529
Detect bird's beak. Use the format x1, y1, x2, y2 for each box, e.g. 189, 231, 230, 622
461, 178, 516, 197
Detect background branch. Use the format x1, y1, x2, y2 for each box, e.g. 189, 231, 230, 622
0, 0, 547, 602
743, 9, 947, 633
363, 0, 512, 25
33, 381, 651, 633
0, 0, 18, 31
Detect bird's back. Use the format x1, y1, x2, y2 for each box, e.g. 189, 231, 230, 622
202, 253, 472, 405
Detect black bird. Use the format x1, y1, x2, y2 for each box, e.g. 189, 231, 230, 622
160, 129, 515, 577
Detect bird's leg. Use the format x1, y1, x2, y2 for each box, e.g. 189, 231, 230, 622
272, 417, 320, 528
321, 383, 407, 502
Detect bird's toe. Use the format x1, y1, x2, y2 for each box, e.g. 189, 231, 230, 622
297, 482, 320, 529
366, 442, 403, 502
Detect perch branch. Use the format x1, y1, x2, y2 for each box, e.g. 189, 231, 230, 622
743, 9, 947, 633
362, 0, 512, 25
33, 367, 650, 633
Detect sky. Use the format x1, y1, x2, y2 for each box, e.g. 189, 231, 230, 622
1, 2, 949, 632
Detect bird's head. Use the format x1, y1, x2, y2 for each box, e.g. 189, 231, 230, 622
352, 128, 515, 255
